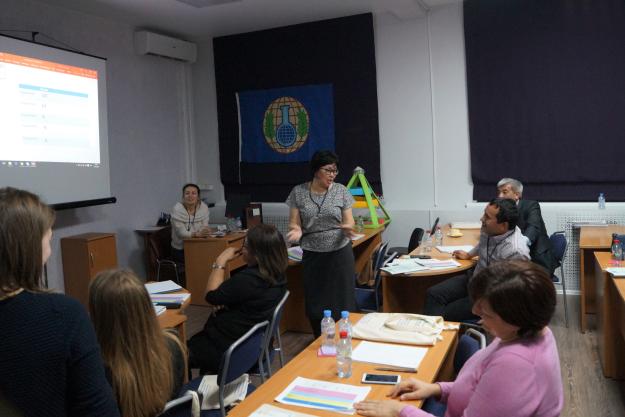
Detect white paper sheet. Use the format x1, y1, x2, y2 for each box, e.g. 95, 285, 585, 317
606, 267, 625, 277
275, 377, 370, 415
415, 258, 461, 268
381, 260, 429, 275
435, 245, 474, 254
144, 280, 182, 294
198, 373, 249, 410
351, 341, 428, 370
249, 404, 319, 417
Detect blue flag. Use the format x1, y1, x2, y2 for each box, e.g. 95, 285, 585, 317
237, 84, 335, 163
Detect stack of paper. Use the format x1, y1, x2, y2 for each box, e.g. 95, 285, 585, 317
150, 292, 190, 307
145, 280, 182, 294
288, 246, 303, 262
351, 340, 428, 370
606, 267, 625, 277
198, 373, 249, 410
381, 258, 429, 275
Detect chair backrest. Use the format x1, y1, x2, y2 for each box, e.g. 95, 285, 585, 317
262, 290, 290, 372
372, 242, 390, 288
217, 320, 269, 416
407, 228, 425, 253
453, 328, 486, 373
159, 392, 199, 417
549, 231, 567, 263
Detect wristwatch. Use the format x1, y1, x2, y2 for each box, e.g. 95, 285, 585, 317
212, 263, 226, 270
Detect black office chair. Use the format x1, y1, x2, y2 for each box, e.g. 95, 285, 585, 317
185, 321, 269, 417
389, 228, 424, 256
549, 231, 569, 328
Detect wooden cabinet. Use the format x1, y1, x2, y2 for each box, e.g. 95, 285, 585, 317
61, 233, 118, 307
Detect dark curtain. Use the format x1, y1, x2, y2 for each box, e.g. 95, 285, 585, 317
213, 13, 381, 202
465, 0, 625, 201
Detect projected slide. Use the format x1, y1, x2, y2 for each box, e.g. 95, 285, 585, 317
0, 52, 100, 164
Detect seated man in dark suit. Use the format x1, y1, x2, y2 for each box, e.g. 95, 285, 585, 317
497, 178, 558, 275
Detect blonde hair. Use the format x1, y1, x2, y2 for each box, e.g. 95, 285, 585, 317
89, 269, 187, 417
0, 187, 55, 293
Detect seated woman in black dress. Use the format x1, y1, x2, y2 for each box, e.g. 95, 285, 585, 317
188, 224, 288, 373
89, 269, 187, 417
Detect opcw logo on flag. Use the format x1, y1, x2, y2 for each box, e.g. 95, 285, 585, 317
263, 96, 309, 154
237, 84, 335, 163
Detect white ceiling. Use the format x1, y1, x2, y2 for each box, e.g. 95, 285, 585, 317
32, 0, 462, 40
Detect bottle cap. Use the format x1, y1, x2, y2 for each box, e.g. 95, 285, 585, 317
341, 311, 349, 319
339, 331, 348, 338
323, 309, 332, 317
615, 240, 620, 244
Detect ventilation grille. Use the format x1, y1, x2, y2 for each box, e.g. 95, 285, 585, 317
556, 212, 625, 291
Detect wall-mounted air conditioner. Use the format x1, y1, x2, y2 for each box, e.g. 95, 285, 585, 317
134, 31, 197, 63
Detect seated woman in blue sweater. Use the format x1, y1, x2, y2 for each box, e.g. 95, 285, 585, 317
89, 269, 187, 417
188, 223, 288, 373
0, 187, 119, 417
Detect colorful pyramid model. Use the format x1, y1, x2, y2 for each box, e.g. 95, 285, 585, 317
346, 166, 391, 228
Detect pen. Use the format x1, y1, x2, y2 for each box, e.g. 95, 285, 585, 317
374, 367, 417, 373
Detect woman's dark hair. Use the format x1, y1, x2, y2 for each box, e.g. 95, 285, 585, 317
246, 224, 288, 284
0, 187, 55, 292
488, 198, 518, 230
182, 183, 200, 197
310, 150, 339, 176
469, 259, 556, 339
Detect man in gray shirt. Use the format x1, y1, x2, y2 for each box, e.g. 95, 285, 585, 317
423, 198, 530, 321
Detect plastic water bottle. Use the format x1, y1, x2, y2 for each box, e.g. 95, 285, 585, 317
423, 233, 433, 253
320, 310, 336, 354
338, 311, 352, 341
235, 217, 243, 230
612, 239, 622, 261
599, 193, 606, 210
336, 330, 352, 378
434, 227, 443, 247
355, 216, 364, 233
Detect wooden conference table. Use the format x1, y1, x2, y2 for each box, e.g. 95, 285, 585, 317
579, 225, 625, 332
382, 226, 479, 313
184, 228, 384, 333
593, 252, 625, 379
228, 313, 459, 417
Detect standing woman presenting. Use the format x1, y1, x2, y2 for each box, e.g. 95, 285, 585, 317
171, 183, 211, 264
286, 150, 356, 337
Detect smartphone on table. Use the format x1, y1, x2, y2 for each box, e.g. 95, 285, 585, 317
361, 373, 401, 385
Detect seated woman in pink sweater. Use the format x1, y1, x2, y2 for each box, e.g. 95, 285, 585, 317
355, 260, 563, 417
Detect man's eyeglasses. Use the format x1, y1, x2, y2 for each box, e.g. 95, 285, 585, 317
321, 168, 339, 176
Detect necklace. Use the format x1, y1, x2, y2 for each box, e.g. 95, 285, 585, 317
309, 182, 330, 217
185, 203, 197, 231
0, 287, 24, 301
486, 230, 513, 265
